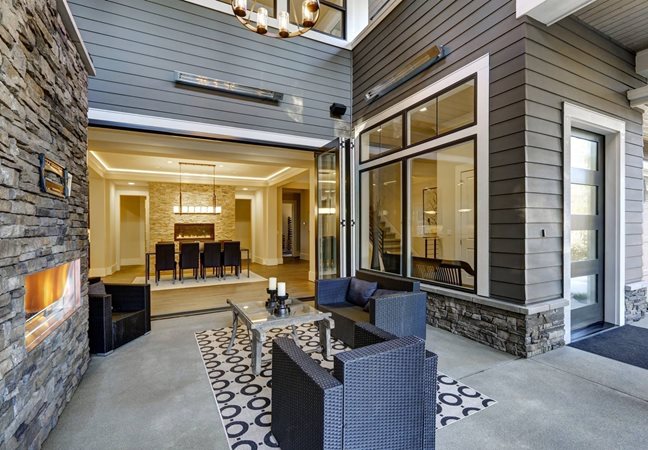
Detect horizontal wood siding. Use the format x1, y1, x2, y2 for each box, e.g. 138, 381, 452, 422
525, 16, 646, 302
352, 0, 530, 303
68, 0, 352, 140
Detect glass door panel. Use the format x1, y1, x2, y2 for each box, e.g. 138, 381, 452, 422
570, 130, 605, 332
316, 139, 342, 279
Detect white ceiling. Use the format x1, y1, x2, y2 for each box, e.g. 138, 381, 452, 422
574, 0, 648, 52
88, 128, 314, 187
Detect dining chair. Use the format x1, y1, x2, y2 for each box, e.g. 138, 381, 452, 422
179, 242, 200, 282
201, 241, 222, 280
154, 242, 176, 285
222, 241, 241, 279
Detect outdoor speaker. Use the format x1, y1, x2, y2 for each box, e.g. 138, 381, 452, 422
330, 103, 347, 117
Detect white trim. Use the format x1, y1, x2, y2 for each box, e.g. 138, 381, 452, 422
88, 108, 330, 149
563, 102, 626, 344
515, 0, 596, 26
56, 0, 96, 75
353, 54, 490, 297
350, 0, 403, 49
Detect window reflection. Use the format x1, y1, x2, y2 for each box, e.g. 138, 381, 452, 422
438, 80, 475, 135
360, 116, 403, 160
409, 140, 475, 289
360, 163, 402, 275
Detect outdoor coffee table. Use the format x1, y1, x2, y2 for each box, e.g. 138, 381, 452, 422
226, 298, 334, 375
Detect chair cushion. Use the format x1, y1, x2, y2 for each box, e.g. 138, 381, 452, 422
346, 278, 378, 307
89, 280, 106, 296
362, 289, 403, 311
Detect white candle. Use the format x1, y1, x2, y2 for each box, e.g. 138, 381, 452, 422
277, 282, 286, 297
269, 277, 277, 290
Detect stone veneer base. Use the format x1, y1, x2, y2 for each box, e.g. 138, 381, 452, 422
426, 293, 566, 358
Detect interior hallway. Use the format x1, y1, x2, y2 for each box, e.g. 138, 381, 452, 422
43, 315, 648, 450
102, 258, 314, 317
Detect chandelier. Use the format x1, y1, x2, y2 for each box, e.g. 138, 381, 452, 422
231, 0, 321, 38
173, 163, 222, 215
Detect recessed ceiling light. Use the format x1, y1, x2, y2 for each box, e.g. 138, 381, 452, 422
243, 188, 249, 191
167, 160, 173, 164
128, 182, 135, 185
219, 164, 224, 168
420, 107, 428, 112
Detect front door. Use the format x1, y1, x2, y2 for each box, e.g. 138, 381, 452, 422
570, 129, 605, 333
315, 139, 350, 279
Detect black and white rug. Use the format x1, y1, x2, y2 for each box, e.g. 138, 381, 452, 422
195, 324, 496, 450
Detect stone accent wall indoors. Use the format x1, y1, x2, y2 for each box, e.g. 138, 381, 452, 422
149, 182, 236, 251
0, 0, 90, 448
426, 293, 565, 358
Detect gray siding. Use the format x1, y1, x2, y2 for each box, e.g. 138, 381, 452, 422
68, 0, 352, 141
353, 0, 531, 303
525, 16, 646, 301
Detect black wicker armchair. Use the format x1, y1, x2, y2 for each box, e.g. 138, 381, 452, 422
315, 270, 426, 347
271, 323, 438, 450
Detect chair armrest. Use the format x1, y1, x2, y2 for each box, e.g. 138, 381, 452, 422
272, 337, 343, 450
315, 278, 351, 307
353, 322, 398, 348
370, 291, 427, 340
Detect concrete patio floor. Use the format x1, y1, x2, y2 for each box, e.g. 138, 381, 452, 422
43, 314, 648, 450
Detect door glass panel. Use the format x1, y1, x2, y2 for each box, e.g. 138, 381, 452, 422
571, 184, 597, 215
360, 162, 402, 275
408, 98, 437, 145
438, 79, 476, 135
571, 230, 597, 262
571, 137, 598, 171
409, 140, 475, 289
570, 275, 598, 309
360, 116, 403, 161
317, 151, 339, 279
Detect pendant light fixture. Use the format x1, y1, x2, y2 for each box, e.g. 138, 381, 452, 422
231, 0, 320, 38
173, 162, 222, 215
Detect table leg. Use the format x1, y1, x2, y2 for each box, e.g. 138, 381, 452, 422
291, 325, 298, 340
318, 319, 333, 358
226, 310, 239, 354
251, 329, 264, 375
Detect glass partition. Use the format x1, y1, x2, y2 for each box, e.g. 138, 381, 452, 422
409, 140, 475, 289
360, 162, 402, 275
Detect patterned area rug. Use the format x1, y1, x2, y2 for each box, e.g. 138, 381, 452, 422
195, 324, 496, 450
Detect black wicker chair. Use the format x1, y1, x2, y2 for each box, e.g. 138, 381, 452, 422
201, 241, 222, 280
222, 241, 241, 279
154, 242, 176, 285
272, 323, 437, 450
179, 242, 200, 282
316, 271, 426, 348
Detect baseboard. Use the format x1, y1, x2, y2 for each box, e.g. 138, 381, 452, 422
300, 252, 309, 260
89, 265, 116, 278
308, 270, 316, 282
120, 258, 143, 266
253, 257, 282, 266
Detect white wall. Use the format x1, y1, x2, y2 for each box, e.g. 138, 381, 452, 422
119, 195, 146, 265
234, 198, 252, 251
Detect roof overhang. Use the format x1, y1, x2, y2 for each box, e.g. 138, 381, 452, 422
515, 0, 597, 26
56, 0, 96, 76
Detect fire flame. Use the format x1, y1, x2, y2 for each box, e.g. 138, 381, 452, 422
24, 263, 70, 314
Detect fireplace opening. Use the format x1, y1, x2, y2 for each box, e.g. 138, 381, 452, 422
24, 259, 81, 351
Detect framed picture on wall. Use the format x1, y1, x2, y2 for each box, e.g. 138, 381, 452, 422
423, 187, 437, 233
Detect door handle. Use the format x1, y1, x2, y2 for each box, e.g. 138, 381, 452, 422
350, 219, 356, 227
341, 219, 346, 227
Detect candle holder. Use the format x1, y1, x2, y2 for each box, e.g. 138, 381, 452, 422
266, 288, 278, 309
274, 294, 290, 316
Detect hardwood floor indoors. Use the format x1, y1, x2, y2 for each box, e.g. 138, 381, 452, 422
101, 258, 314, 317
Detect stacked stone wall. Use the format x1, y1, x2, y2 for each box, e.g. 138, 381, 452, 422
0, 1, 90, 447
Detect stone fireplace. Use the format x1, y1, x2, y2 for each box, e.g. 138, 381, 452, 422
0, 0, 92, 448
24, 260, 82, 352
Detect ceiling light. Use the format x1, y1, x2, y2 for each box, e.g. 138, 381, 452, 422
167, 161, 173, 164
128, 182, 135, 185
243, 188, 249, 191
420, 107, 428, 112
232, 0, 321, 39
219, 164, 224, 168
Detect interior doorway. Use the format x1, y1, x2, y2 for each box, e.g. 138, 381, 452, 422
119, 195, 146, 266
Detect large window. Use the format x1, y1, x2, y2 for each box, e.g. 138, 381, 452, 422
361, 77, 476, 162
357, 75, 479, 292
219, 0, 277, 17
409, 140, 475, 289
289, 0, 346, 38
360, 162, 402, 275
